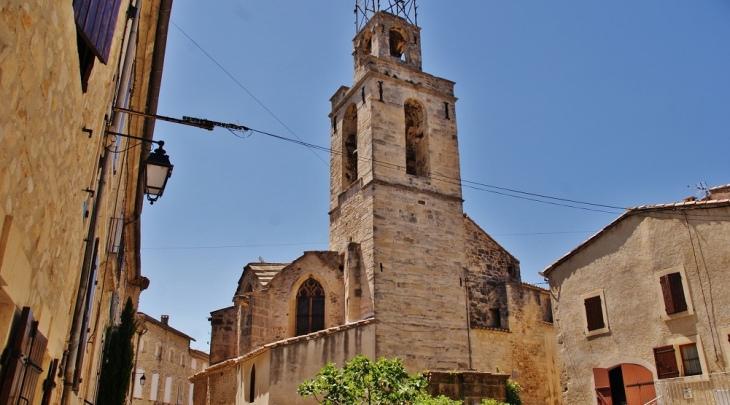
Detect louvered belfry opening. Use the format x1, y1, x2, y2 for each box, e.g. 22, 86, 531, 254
296, 278, 326, 336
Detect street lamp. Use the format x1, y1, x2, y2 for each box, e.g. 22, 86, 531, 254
144, 141, 173, 204
139, 373, 146, 387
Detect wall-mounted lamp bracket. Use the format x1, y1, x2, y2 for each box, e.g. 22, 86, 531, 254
82, 127, 93, 138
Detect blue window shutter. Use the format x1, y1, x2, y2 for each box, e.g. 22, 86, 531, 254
73, 0, 123, 63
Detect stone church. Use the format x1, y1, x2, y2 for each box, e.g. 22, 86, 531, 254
192, 7, 560, 405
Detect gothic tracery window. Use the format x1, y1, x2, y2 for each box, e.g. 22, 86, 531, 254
296, 278, 325, 336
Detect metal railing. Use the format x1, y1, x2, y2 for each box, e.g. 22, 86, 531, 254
655, 372, 730, 405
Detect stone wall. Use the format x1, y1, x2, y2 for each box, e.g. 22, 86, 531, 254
209, 306, 238, 364
133, 314, 209, 405
470, 283, 561, 405
427, 371, 509, 405
0, 0, 167, 403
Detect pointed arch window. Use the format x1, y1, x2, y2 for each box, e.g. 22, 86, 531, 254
248, 365, 256, 403
342, 104, 358, 189
404, 99, 429, 176
296, 278, 325, 336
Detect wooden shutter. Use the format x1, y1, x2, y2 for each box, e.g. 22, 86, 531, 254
40, 359, 59, 405
0, 307, 49, 405
585, 296, 605, 331
593, 368, 613, 405
72, 0, 123, 63
653, 346, 680, 379
73, 238, 100, 390
660, 273, 688, 314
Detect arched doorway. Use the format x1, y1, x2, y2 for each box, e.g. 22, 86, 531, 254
593, 364, 655, 405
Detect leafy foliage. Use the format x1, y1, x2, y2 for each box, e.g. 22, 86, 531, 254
298, 355, 462, 405
480, 400, 507, 405
505, 379, 522, 405
96, 298, 137, 405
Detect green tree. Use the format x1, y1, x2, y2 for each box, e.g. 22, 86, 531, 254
96, 298, 137, 405
505, 379, 522, 405
298, 355, 461, 405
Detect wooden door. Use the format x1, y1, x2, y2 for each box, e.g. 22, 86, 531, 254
593, 368, 613, 405
621, 364, 656, 405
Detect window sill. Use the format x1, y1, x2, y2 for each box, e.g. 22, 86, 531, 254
661, 309, 694, 322
585, 327, 610, 338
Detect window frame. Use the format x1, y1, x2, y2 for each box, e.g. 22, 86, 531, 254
655, 266, 694, 320
581, 290, 610, 337
679, 343, 703, 376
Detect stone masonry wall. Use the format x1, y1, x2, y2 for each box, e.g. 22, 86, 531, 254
464, 215, 521, 329
134, 315, 209, 405
470, 284, 560, 405
209, 306, 238, 365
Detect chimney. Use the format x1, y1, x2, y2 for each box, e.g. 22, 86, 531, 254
161, 315, 169, 325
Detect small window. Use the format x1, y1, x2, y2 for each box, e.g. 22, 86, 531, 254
660, 272, 688, 314
582, 290, 609, 336
168, 349, 174, 362
180, 354, 185, 366
191, 358, 197, 370
248, 365, 256, 403
584, 296, 605, 331
680, 343, 702, 376
154, 343, 162, 358
139, 338, 146, 353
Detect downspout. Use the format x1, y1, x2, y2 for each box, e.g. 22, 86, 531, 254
61, 4, 140, 405
131, 0, 173, 294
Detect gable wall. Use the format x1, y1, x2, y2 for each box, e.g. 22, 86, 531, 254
547, 206, 730, 405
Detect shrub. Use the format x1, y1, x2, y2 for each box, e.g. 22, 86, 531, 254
505, 379, 522, 405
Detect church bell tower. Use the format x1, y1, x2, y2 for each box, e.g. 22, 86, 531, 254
329, 2, 471, 371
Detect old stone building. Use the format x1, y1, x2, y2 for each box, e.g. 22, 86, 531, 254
542, 185, 730, 405
193, 8, 560, 405
132, 314, 209, 405
0, 0, 173, 403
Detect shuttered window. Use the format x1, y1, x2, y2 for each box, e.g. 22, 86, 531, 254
660, 272, 688, 315
584, 295, 605, 332
0, 307, 49, 405
653, 345, 680, 379
73, 0, 124, 63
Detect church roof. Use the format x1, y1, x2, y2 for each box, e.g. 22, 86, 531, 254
245, 263, 288, 287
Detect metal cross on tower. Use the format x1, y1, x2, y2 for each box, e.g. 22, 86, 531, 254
355, 0, 418, 32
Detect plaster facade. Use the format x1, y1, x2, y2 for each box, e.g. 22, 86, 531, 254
0, 0, 172, 403
198, 11, 559, 405
542, 190, 730, 405
132, 314, 209, 405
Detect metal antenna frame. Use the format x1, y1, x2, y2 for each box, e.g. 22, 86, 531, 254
355, 0, 418, 32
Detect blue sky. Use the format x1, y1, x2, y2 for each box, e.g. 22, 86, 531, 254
139, 1, 730, 350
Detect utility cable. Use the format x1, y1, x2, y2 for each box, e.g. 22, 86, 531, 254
167, 19, 328, 166
238, 126, 626, 214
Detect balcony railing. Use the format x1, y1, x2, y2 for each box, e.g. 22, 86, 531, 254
654, 372, 730, 405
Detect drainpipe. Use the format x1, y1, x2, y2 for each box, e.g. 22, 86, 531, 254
60, 4, 140, 405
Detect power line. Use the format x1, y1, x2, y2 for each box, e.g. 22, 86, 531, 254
167, 19, 328, 166
241, 126, 625, 215
142, 242, 328, 250
165, 14, 624, 214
